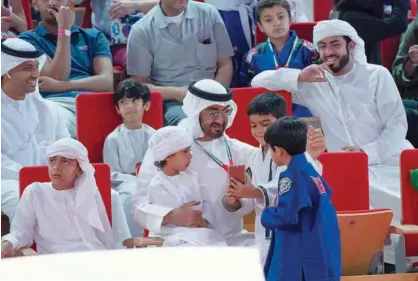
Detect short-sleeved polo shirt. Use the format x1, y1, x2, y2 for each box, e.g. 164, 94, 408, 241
19, 23, 112, 81
127, 1, 234, 87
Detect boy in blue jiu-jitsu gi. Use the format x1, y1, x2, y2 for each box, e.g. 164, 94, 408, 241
204, 0, 259, 87
262, 116, 341, 281
240, 0, 318, 117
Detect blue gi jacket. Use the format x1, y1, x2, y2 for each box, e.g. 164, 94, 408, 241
240, 31, 318, 117
261, 153, 341, 281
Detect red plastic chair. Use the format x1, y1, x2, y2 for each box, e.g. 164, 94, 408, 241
398, 149, 418, 257
79, 0, 92, 28
76, 92, 164, 163
318, 152, 370, 211
226, 87, 292, 147
18, 163, 112, 251
313, 0, 333, 21
22, 0, 33, 30
411, 0, 417, 17
255, 22, 316, 45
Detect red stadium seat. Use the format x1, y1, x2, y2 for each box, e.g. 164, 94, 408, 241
255, 22, 316, 45
398, 149, 418, 257
18, 164, 112, 251
76, 92, 163, 163
22, 0, 33, 30
313, 0, 333, 21
318, 152, 370, 211
226, 87, 292, 147
80, 0, 92, 28
411, 0, 417, 17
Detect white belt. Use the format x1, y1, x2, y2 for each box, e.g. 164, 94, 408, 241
204, 0, 256, 48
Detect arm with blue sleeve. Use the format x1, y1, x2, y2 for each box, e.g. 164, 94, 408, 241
239, 50, 257, 87
261, 174, 313, 230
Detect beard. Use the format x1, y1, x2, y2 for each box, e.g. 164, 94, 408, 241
329, 53, 350, 73
201, 121, 227, 139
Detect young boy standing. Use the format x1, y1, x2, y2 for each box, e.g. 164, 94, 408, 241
262, 117, 341, 281
103, 78, 155, 236
226, 93, 325, 262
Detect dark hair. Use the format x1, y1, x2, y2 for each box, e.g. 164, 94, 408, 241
113, 78, 151, 107
247, 93, 287, 119
154, 160, 167, 170
264, 116, 307, 156
256, 0, 292, 23
333, 0, 385, 18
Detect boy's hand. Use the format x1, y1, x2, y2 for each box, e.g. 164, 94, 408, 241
306, 126, 326, 159
229, 175, 262, 199
1, 241, 14, 258
225, 193, 242, 210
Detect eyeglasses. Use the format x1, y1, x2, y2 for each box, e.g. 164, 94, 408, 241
204, 106, 233, 119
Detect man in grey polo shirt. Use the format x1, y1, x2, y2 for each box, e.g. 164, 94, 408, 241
127, 0, 234, 126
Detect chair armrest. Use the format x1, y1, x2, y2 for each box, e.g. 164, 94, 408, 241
123, 237, 164, 248
15, 247, 38, 257
389, 225, 418, 235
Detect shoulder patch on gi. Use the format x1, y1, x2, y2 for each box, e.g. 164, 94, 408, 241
279, 177, 292, 195
303, 40, 315, 51
311, 176, 326, 194
246, 48, 257, 63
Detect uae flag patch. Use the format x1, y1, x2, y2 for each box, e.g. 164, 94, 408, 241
311, 176, 326, 194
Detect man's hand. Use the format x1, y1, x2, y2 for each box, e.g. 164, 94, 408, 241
164, 201, 205, 227
342, 146, 363, 152
1, 241, 14, 258
39, 76, 65, 93
298, 62, 333, 83
110, 0, 139, 19
1, 16, 13, 32
225, 193, 242, 210
48, 1, 75, 30
228, 175, 261, 199
306, 126, 326, 159
408, 45, 418, 65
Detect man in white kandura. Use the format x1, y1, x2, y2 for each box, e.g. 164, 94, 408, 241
132, 79, 260, 246
1, 38, 132, 243
1, 38, 69, 220
252, 19, 414, 224
1, 138, 116, 258
132, 78, 324, 247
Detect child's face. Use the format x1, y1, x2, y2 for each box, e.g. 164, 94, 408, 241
166, 146, 193, 173
249, 114, 277, 146
258, 5, 291, 40
116, 98, 150, 123
47, 156, 82, 189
